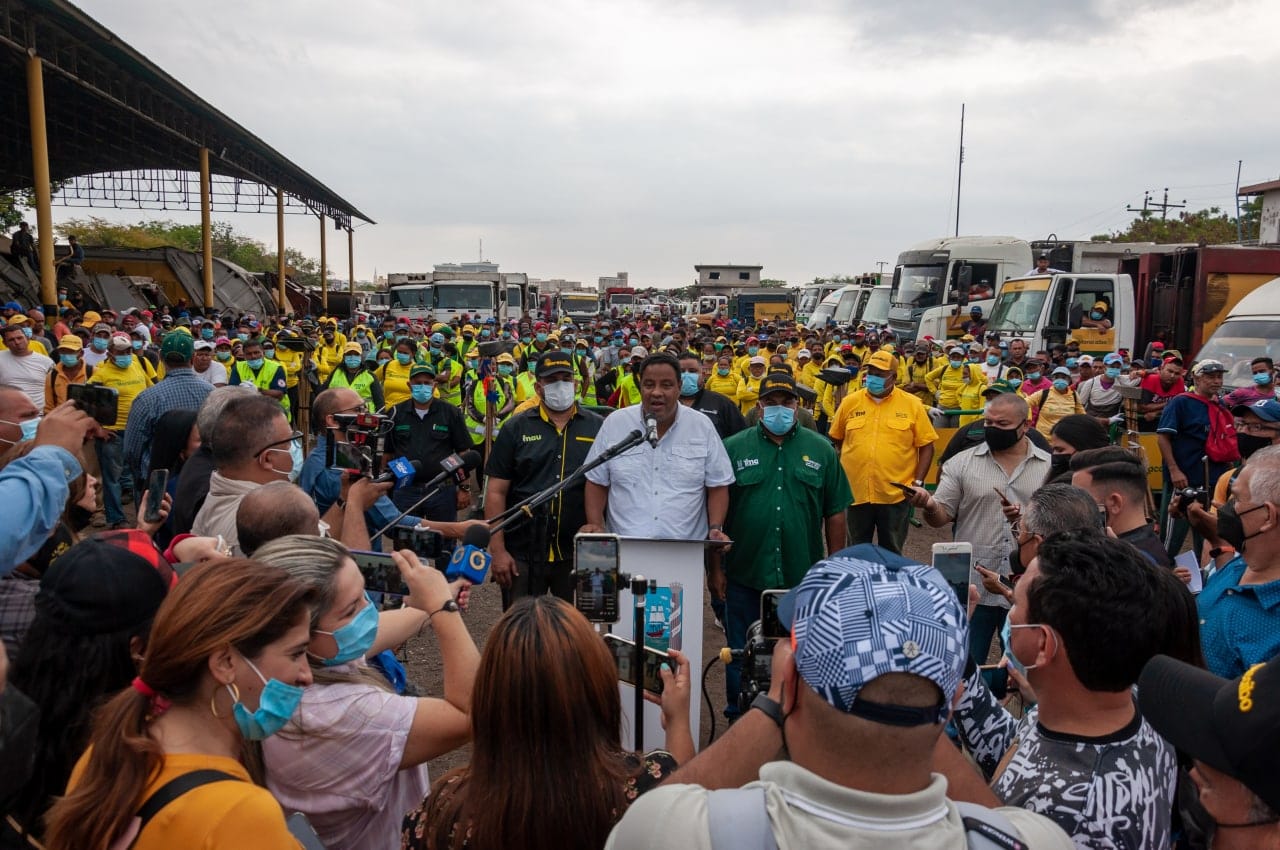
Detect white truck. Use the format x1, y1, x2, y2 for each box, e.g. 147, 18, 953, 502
387, 270, 529, 325
805, 283, 891, 331
556, 290, 602, 322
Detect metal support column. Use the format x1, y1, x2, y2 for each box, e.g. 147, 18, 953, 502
348, 227, 355, 301
276, 188, 287, 313
199, 147, 214, 312
319, 214, 328, 312
25, 51, 56, 312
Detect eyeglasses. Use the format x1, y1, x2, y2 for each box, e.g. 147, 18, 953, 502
255, 430, 303, 457
1235, 420, 1279, 435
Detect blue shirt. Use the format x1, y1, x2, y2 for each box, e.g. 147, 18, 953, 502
1156, 394, 1232, 487
123, 367, 214, 481
1197, 554, 1280, 678
1, 446, 82, 574
297, 437, 409, 531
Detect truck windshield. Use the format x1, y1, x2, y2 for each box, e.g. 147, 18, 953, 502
833, 291, 861, 324
797, 287, 821, 315
988, 288, 1047, 334
893, 265, 946, 309
389, 287, 431, 309
434, 283, 493, 310
1195, 319, 1280, 389
508, 286, 523, 312
611, 294, 635, 305
861, 287, 891, 326
564, 296, 597, 309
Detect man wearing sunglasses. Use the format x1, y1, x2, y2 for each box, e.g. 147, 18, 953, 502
192, 394, 302, 555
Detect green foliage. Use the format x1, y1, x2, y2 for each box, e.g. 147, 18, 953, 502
759, 278, 787, 288
51, 216, 321, 285
1092, 198, 1262, 244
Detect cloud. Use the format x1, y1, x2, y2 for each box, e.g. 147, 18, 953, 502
61, 0, 1280, 289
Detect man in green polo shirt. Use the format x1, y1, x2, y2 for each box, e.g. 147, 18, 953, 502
714, 370, 850, 718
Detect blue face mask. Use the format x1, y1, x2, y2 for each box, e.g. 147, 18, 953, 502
1001, 619, 1048, 678
1007, 378, 1022, 390
864, 374, 887, 396
60, 353, 80, 368
611, 339, 622, 347
948, 358, 963, 369
201, 328, 216, 340
130, 340, 143, 351
1065, 357, 1078, 368
247, 357, 264, 370
383, 330, 394, 339
761, 405, 796, 435
1090, 311, 1103, 320
1053, 378, 1070, 392
521, 335, 532, 344
344, 355, 363, 369
594, 336, 603, 344
498, 365, 513, 376
22, 327, 32, 338
264, 347, 275, 358
91, 337, 109, 352
1027, 371, 1041, 381
314, 593, 379, 666
237, 333, 250, 342
1105, 367, 1121, 380
680, 372, 700, 396
2, 416, 41, 444
231, 656, 304, 741
747, 346, 759, 356
535, 333, 548, 343
1254, 371, 1273, 386
411, 384, 434, 403
395, 352, 413, 366
113, 354, 133, 369
986, 355, 1000, 366
481, 330, 491, 339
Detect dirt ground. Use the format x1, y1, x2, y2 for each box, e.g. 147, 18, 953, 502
408, 519, 958, 779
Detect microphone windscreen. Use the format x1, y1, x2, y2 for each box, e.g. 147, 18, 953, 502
462, 523, 492, 548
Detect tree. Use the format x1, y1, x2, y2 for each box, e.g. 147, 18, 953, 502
1, 184, 68, 231
1092, 199, 1262, 244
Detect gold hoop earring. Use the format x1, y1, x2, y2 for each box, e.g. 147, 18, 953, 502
211, 682, 240, 719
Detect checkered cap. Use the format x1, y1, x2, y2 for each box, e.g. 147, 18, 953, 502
783, 545, 968, 715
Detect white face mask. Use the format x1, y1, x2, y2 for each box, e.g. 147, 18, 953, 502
541, 380, 576, 411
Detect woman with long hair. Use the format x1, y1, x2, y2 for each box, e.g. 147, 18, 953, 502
402, 596, 695, 850
43, 559, 315, 850
146, 408, 199, 547
253, 535, 480, 850
1045, 413, 1111, 485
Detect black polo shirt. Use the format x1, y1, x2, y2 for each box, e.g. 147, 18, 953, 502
386, 399, 473, 486
685, 388, 747, 441
486, 403, 604, 562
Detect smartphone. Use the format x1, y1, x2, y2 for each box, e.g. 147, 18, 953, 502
932, 542, 973, 586
574, 534, 620, 623
67, 383, 119, 426
760, 590, 788, 640
979, 665, 1009, 700
992, 486, 1010, 506
144, 468, 169, 523
889, 481, 916, 494
350, 549, 410, 597
603, 634, 667, 695
326, 439, 368, 472
1096, 504, 1108, 531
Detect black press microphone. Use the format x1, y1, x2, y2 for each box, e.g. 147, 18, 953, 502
418, 449, 482, 489
643, 413, 659, 448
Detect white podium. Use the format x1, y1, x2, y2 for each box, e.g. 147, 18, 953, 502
606, 536, 710, 753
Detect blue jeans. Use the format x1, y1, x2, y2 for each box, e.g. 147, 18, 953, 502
96, 434, 125, 525
723, 579, 763, 719
969, 603, 1008, 665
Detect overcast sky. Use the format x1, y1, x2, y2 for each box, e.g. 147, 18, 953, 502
67, 0, 1280, 288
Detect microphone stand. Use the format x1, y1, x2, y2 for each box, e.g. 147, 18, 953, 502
369, 482, 451, 543
488, 428, 647, 533
631, 575, 648, 753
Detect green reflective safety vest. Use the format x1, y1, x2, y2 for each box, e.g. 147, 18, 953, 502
434, 355, 463, 407
464, 375, 514, 444
328, 368, 377, 411
235, 360, 290, 419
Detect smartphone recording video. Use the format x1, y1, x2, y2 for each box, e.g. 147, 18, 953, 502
603, 634, 667, 695
574, 534, 620, 623
350, 550, 410, 597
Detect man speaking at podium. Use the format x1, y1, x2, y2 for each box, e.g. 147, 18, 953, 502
582, 352, 734, 542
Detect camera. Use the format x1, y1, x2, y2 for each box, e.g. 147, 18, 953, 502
733, 590, 788, 715
1175, 487, 1210, 514
326, 411, 392, 477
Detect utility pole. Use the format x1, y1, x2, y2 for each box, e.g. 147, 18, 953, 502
1158, 188, 1185, 220
955, 103, 965, 238
1235, 160, 1244, 242
1127, 190, 1153, 219
1129, 188, 1185, 220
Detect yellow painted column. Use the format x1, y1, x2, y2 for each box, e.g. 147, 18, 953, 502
276, 188, 287, 313
319, 214, 328, 312
25, 51, 57, 310
348, 227, 355, 301
199, 147, 214, 311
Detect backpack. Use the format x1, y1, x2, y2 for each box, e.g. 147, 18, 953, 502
705, 785, 1030, 850
1182, 393, 1240, 464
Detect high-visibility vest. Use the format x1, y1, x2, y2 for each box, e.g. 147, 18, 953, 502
328, 368, 378, 411
236, 360, 291, 418
464, 376, 514, 444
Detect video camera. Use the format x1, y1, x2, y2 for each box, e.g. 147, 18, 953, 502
1175, 486, 1210, 514
723, 590, 788, 715
326, 411, 393, 478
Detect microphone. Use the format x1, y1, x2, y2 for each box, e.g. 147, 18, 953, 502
446, 523, 493, 585
371, 457, 422, 490
643, 413, 659, 448
418, 450, 483, 490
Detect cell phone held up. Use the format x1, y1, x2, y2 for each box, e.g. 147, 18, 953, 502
574, 534, 621, 624
67, 383, 119, 426
349, 550, 411, 598
143, 468, 169, 523
603, 634, 667, 696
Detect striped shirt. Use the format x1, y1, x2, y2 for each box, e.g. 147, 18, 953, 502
931, 440, 1051, 608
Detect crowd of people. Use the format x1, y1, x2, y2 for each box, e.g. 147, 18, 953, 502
1, 295, 1278, 850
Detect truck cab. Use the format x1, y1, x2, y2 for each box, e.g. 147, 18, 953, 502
986, 273, 1135, 357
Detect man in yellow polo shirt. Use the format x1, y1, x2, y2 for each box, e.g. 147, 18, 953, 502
828, 350, 937, 554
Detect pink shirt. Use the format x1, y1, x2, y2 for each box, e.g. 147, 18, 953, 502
263, 667, 428, 850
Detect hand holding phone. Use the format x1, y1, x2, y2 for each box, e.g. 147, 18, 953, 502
144, 469, 169, 523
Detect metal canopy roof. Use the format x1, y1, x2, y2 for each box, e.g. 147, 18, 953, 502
0, 0, 373, 228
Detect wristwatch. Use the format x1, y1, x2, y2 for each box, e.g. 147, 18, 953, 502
428, 599, 461, 622
750, 693, 784, 729
912, 479, 924, 487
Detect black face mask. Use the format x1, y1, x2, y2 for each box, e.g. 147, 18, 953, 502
67, 504, 95, 532
984, 424, 1022, 452
1216, 502, 1267, 554
1050, 453, 1071, 475
1237, 433, 1273, 460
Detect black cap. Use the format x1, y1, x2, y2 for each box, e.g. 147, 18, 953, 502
1139, 654, 1280, 812
535, 350, 574, 378
35, 534, 172, 636
758, 371, 798, 399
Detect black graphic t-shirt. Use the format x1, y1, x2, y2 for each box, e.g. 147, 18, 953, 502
955, 667, 1177, 850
